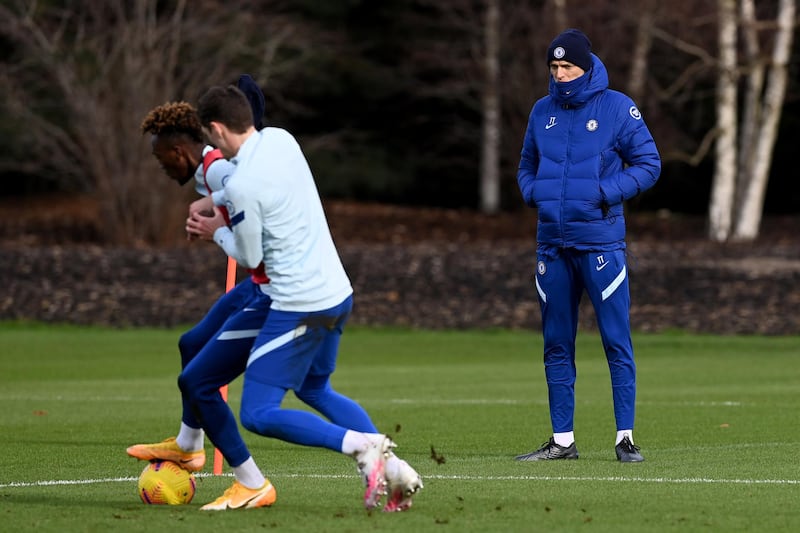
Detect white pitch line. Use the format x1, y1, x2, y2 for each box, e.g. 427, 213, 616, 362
383, 399, 748, 407
2, 472, 798, 489
0, 395, 754, 409
421, 474, 800, 485
388, 398, 528, 405
0, 473, 228, 488
1, 477, 140, 488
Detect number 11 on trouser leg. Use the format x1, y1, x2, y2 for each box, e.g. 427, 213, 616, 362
214, 257, 238, 475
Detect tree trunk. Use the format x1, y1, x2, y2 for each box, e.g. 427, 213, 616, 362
732, 0, 795, 240
735, 0, 763, 208
708, 0, 738, 242
550, 0, 567, 32
480, 0, 501, 214
627, 0, 657, 104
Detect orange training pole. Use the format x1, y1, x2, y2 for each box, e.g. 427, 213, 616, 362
213, 257, 238, 475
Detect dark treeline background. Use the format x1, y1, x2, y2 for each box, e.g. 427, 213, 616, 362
220, 1, 800, 216
1, 0, 798, 223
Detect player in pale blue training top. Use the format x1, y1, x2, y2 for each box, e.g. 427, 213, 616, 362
515, 29, 660, 463
186, 84, 423, 512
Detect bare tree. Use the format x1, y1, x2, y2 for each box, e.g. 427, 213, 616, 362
731, 0, 795, 240
626, 0, 659, 104
709, 0, 739, 242
0, 0, 304, 244
549, 0, 567, 31
708, 0, 796, 241
480, 0, 501, 214
404, 0, 515, 213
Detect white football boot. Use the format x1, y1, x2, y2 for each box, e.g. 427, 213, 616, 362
383, 454, 423, 512
354, 434, 396, 509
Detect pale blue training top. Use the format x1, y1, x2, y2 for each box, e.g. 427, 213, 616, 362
212, 127, 353, 312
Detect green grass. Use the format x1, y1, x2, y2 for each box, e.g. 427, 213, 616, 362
1, 323, 799, 532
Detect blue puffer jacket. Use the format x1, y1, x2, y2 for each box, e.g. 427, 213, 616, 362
517, 54, 660, 252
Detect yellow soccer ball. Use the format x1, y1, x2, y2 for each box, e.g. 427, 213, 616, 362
138, 460, 196, 505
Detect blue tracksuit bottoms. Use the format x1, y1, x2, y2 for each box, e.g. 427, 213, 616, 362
534, 248, 636, 433
176, 279, 271, 467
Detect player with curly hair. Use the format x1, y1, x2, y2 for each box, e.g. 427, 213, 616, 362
140, 100, 209, 189
128, 76, 279, 510
141, 73, 266, 194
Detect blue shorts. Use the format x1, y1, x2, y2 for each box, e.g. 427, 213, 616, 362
245, 294, 353, 390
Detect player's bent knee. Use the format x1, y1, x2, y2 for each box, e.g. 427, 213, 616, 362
240, 407, 265, 435
178, 332, 203, 365
240, 405, 281, 437
177, 370, 203, 400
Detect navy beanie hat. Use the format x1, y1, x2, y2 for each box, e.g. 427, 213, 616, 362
547, 29, 592, 72
237, 74, 266, 130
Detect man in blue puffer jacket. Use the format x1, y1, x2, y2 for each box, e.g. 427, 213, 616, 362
515, 29, 660, 463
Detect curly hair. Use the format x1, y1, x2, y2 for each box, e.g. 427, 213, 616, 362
140, 101, 204, 143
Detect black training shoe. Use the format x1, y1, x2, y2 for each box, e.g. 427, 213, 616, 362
615, 435, 644, 462
515, 437, 579, 461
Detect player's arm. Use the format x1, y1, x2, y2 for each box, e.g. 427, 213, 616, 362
203, 157, 235, 194
516, 106, 541, 208
217, 181, 263, 269
599, 99, 661, 206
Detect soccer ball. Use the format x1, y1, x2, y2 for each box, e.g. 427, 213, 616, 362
138, 460, 196, 505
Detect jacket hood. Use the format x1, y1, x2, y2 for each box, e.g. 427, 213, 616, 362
548, 54, 608, 107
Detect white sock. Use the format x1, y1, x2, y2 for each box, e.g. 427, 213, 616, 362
233, 457, 267, 489
341, 430, 384, 456
175, 423, 204, 452
616, 430, 633, 445
553, 431, 574, 447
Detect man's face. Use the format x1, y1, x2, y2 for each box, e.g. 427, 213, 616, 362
152, 135, 194, 185
549, 61, 585, 83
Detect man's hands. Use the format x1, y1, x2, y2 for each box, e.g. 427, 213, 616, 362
186, 205, 227, 241
189, 196, 214, 217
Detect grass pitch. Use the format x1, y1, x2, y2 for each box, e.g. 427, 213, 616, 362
0, 323, 798, 532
